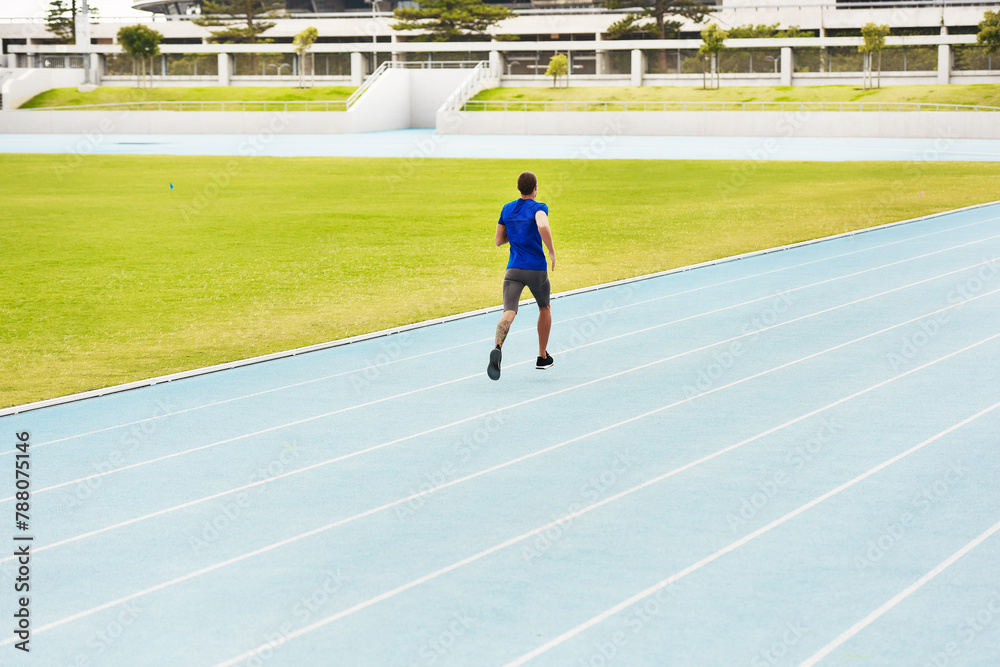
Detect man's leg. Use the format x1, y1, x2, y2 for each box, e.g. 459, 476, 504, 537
488, 310, 515, 381
536, 305, 551, 358
529, 270, 552, 365
490, 275, 523, 380
496, 310, 516, 349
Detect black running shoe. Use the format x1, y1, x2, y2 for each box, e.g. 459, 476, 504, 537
488, 346, 502, 380
536, 353, 554, 370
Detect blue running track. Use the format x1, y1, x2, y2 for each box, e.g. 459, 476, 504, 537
2, 201, 1000, 666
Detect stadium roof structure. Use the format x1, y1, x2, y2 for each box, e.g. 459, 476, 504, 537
131, 0, 550, 16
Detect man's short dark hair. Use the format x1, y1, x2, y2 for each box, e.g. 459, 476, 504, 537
517, 171, 537, 195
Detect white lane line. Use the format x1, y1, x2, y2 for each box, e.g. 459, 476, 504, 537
12, 293, 999, 646
4, 254, 997, 506
9, 214, 996, 457
504, 400, 1000, 667
799, 519, 1000, 667
215, 335, 1000, 667
3, 338, 484, 452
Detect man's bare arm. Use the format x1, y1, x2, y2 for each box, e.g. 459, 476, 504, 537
536, 210, 556, 271
495, 223, 509, 246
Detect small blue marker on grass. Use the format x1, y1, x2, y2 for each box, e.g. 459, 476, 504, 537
170, 182, 174, 190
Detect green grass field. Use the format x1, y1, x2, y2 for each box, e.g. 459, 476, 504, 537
470, 84, 1000, 106
2, 154, 999, 407
20, 86, 358, 109
26, 84, 1000, 110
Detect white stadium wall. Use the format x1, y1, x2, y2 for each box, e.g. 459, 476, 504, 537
347, 67, 410, 133
438, 110, 1000, 140
0, 109, 353, 134
344, 67, 484, 132
408, 69, 475, 129
1, 68, 86, 111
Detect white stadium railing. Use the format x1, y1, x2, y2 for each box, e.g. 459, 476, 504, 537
28, 100, 351, 112
386, 60, 486, 69
345, 59, 482, 109
344, 60, 390, 109
24, 99, 1000, 113
21, 60, 488, 112
439, 60, 502, 115
460, 100, 1000, 113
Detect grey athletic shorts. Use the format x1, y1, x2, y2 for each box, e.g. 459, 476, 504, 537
503, 268, 550, 312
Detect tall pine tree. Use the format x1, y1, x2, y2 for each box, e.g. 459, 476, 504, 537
45, 0, 99, 44
604, 0, 713, 72
194, 0, 285, 44
392, 0, 512, 42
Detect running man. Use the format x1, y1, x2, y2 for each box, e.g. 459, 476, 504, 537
487, 171, 557, 381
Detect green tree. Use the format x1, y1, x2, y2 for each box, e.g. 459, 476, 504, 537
604, 0, 713, 73
859, 23, 890, 89
392, 0, 512, 42
699, 22, 726, 89
545, 53, 568, 87
45, 0, 76, 43
727, 23, 813, 39
606, 14, 667, 41
779, 26, 812, 38
727, 23, 778, 39
293, 26, 318, 88
45, 0, 99, 44
978, 10, 1000, 54
193, 0, 284, 44
117, 24, 163, 88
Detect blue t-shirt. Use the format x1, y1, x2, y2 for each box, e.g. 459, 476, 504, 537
498, 198, 548, 271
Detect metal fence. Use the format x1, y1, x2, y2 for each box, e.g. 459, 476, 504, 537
461, 100, 1000, 112
954, 45, 998, 71
793, 46, 939, 73
29, 100, 351, 112
26, 99, 1000, 113
384, 60, 486, 69
25, 59, 488, 112
392, 54, 491, 67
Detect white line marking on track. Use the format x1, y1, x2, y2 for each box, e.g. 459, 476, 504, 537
5, 250, 998, 505
10, 294, 999, 647
503, 400, 1000, 667
7, 215, 995, 457
799, 518, 1000, 667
